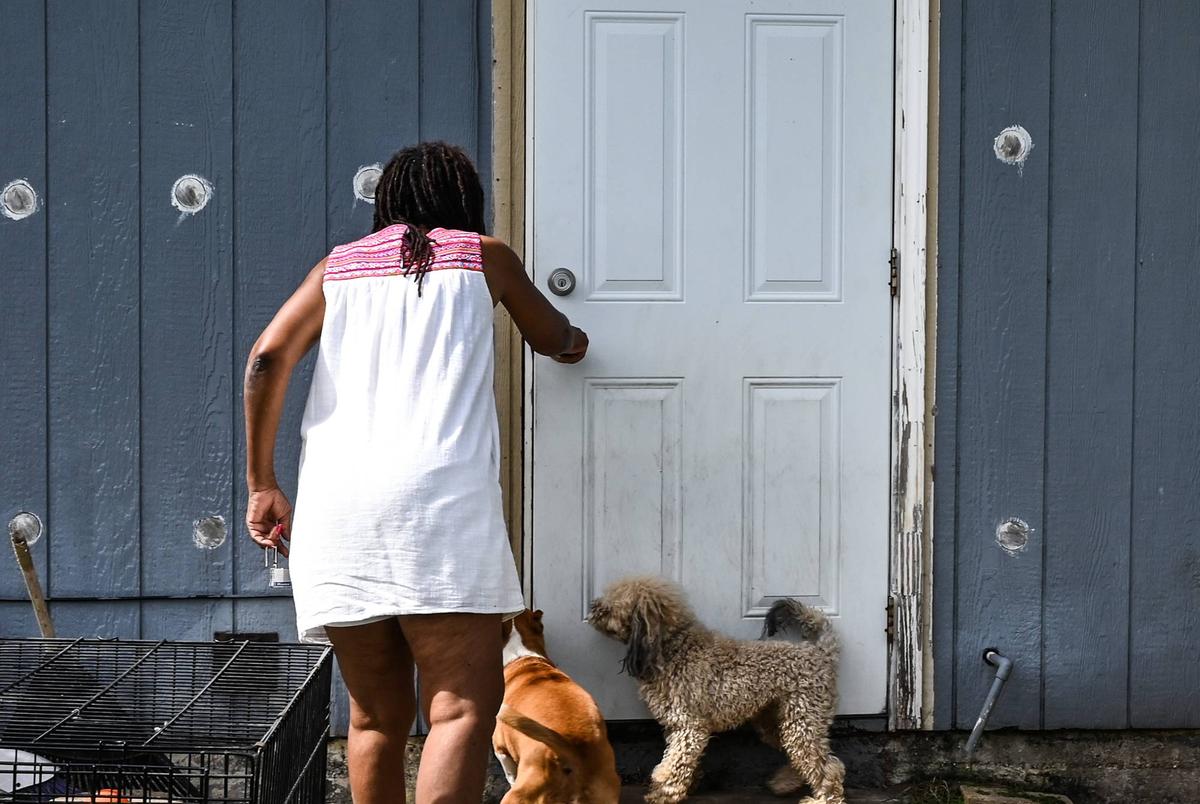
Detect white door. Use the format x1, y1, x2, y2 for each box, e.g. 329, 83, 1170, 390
530, 0, 893, 717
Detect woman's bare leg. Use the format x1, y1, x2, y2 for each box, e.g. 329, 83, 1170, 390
326, 618, 416, 804
400, 613, 504, 804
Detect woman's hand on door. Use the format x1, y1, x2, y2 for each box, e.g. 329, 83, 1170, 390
552, 326, 588, 363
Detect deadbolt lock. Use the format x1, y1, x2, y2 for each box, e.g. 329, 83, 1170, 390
547, 268, 576, 296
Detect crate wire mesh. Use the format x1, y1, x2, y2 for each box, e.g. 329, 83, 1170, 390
0, 639, 333, 804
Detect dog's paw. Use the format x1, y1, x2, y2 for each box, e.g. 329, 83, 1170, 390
644, 784, 686, 804
767, 765, 804, 796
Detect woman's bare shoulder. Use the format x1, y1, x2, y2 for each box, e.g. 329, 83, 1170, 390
479, 236, 524, 279
479, 235, 520, 262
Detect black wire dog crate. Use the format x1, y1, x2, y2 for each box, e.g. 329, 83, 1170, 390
0, 638, 333, 804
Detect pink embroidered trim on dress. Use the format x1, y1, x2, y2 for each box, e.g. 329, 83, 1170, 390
323, 225, 483, 283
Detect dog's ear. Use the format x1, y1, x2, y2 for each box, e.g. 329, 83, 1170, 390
621, 604, 662, 681
621, 609, 649, 679
531, 609, 545, 635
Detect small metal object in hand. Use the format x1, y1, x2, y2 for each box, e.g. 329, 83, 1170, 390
265, 525, 291, 589
266, 547, 291, 588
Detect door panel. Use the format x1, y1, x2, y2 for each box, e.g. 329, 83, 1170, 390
531, 0, 893, 717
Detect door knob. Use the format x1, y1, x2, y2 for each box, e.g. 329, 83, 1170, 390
547, 267, 576, 296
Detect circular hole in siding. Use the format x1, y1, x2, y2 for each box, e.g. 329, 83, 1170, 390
171, 174, 212, 215
993, 125, 1033, 166
995, 518, 1031, 554
2, 179, 38, 221
192, 514, 227, 549
354, 164, 383, 203
8, 511, 44, 546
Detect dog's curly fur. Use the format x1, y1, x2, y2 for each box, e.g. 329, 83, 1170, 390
587, 576, 844, 804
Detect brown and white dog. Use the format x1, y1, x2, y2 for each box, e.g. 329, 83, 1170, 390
492, 609, 621, 804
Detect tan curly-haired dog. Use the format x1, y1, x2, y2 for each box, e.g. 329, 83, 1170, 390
587, 576, 843, 804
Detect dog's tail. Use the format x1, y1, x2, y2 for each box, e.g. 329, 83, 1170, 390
497, 704, 583, 767
761, 599, 835, 645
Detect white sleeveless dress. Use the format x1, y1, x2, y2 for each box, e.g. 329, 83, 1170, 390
288, 224, 524, 643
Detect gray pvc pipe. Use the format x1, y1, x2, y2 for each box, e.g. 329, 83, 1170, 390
963, 648, 1013, 759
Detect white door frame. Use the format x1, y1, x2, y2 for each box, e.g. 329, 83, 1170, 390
502, 0, 933, 729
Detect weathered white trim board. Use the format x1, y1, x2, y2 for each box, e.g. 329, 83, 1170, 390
889, 0, 932, 730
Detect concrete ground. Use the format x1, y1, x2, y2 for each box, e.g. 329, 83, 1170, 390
327, 724, 1200, 802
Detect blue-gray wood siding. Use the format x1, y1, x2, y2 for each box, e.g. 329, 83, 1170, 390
0, 0, 492, 736
935, 0, 1200, 729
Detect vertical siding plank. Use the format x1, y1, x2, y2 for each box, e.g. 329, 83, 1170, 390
419, 0, 481, 159
141, 599, 234, 641
46, 0, 141, 598
1130, 0, 1200, 728
932, 0, 963, 731
140, 0, 235, 596
475, 0, 494, 217
953, 0, 1051, 730
0, 1, 48, 599
1041, 1, 1139, 729
326, 0, 419, 248
233, 0, 326, 598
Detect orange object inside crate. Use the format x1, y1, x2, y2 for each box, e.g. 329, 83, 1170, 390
52, 790, 135, 803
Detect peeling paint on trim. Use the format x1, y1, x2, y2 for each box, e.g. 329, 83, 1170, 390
890, 0, 933, 732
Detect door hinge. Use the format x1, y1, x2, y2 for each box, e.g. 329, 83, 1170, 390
885, 595, 897, 643
889, 247, 901, 298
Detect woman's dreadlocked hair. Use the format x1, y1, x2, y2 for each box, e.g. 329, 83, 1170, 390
372, 141, 487, 295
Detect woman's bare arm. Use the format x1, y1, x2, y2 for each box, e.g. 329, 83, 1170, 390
242, 258, 327, 552
481, 236, 588, 362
